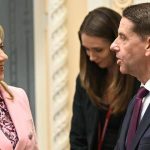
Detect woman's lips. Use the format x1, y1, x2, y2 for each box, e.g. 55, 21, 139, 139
0, 65, 4, 71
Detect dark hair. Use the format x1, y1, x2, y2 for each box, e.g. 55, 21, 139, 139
79, 7, 120, 43
123, 3, 150, 39
79, 7, 136, 114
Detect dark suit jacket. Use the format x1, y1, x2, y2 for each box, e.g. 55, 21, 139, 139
115, 96, 150, 150
70, 77, 100, 150
69, 76, 140, 150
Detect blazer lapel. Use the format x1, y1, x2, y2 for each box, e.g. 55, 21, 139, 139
0, 85, 28, 150
118, 97, 136, 149
0, 129, 12, 150
85, 97, 99, 149
132, 104, 150, 150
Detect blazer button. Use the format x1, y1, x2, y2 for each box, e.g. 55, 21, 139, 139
28, 133, 33, 140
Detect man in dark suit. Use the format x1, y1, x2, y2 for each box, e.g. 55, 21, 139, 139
110, 2, 150, 150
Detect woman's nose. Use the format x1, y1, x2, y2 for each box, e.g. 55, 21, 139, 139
0, 51, 8, 61
88, 51, 97, 61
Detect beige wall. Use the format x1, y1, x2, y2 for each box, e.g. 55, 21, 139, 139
66, 0, 87, 119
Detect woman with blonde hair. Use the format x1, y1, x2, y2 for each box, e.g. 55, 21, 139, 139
0, 25, 38, 150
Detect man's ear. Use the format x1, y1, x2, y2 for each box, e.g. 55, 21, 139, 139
145, 36, 150, 56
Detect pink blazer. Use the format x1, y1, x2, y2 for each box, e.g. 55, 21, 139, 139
0, 84, 39, 150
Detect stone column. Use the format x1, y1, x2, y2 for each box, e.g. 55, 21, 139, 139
48, 0, 69, 149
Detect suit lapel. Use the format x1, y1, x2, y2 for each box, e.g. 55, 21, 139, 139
86, 97, 99, 149
0, 85, 28, 150
0, 130, 12, 150
118, 97, 136, 149
90, 107, 99, 149
132, 104, 150, 149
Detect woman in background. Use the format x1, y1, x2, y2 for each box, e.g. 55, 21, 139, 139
70, 7, 139, 150
0, 25, 38, 150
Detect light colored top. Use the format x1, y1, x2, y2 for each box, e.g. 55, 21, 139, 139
140, 79, 150, 121
0, 83, 39, 150
0, 97, 19, 149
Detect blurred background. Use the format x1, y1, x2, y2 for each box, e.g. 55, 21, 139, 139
0, 0, 149, 149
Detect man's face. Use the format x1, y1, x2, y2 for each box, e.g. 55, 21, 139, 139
110, 17, 147, 77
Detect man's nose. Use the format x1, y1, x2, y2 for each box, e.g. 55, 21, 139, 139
110, 40, 119, 52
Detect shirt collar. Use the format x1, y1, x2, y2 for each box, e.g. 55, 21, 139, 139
141, 79, 150, 91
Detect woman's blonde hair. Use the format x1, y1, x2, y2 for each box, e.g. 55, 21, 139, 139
0, 25, 4, 40
0, 25, 14, 100
0, 81, 14, 99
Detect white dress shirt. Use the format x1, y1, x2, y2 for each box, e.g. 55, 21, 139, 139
140, 79, 150, 121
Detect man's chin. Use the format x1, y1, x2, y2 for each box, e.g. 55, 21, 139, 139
119, 66, 128, 74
